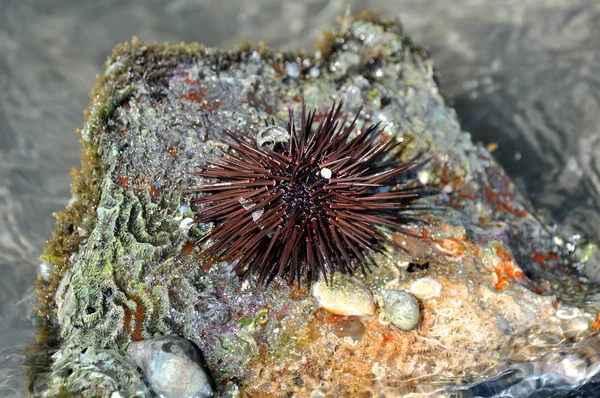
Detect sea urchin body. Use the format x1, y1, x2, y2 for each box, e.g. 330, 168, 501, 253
190, 102, 422, 285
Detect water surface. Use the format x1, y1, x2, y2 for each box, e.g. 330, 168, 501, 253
1, 1, 599, 396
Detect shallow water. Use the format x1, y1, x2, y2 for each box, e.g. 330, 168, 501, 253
1, 0, 599, 396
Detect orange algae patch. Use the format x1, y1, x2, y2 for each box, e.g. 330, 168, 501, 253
185, 73, 201, 86
532, 251, 560, 269
181, 242, 194, 256
516, 209, 529, 218
381, 331, 395, 348
494, 267, 512, 290
495, 203, 515, 213
533, 252, 546, 264
484, 187, 500, 204
201, 99, 221, 113
435, 238, 466, 257
486, 142, 499, 152
199, 257, 217, 272
490, 246, 525, 290
197, 253, 235, 272
118, 175, 129, 188
181, 87, 207, 102
180, 86, 221, 112
590, 312, 600, 331
124, 296, 146, 341
290, 284, 308, 301
494, 246, 513, 262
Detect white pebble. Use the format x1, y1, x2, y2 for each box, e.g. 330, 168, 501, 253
320, 168, 332, 179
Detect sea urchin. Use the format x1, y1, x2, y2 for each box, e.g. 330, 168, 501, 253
190, 102, 422, 285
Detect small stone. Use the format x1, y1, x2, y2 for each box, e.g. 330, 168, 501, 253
409, 277, 442, 300
382, 290, 420, 330
312, 272, 375, 316
127, 335, 215, 398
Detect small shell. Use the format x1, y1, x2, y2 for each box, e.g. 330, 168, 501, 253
127, 335, 215, 398
312, 272, 375, 316
256, 126, 290, 151
382, 290, 420, 330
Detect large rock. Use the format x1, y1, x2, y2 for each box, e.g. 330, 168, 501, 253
30, 12, 599, 397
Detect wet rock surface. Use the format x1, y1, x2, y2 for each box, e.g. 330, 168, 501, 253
29, 12, 600, 397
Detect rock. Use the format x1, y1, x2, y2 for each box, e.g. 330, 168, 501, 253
312, 272, 375, 316
127, 335, 215, 398
31, 11, 600, 398
382, 290, 420, 330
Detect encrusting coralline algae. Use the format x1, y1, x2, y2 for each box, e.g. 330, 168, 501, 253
30, 11, 600, 397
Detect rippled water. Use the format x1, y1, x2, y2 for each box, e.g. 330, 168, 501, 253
1, 0, 599, 396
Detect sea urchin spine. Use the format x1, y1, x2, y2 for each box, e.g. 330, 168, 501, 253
190, 102, 422, 285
